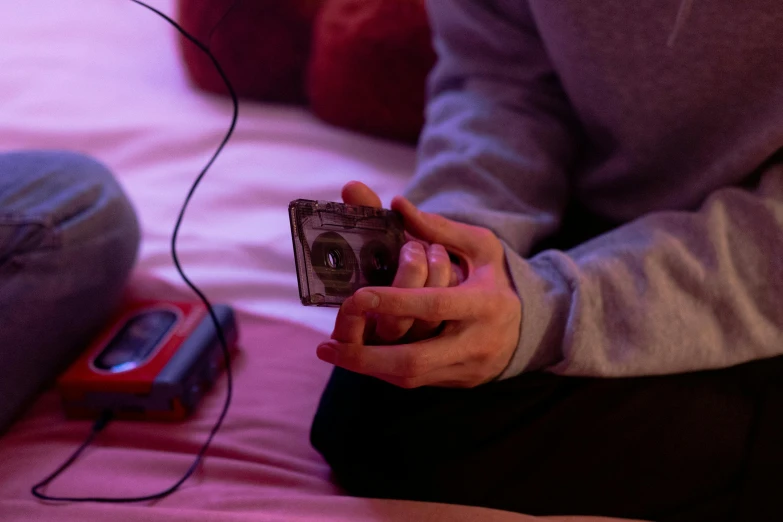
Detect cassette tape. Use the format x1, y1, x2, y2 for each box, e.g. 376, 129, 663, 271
58, 300, 238, 421
289, 199, 405, 306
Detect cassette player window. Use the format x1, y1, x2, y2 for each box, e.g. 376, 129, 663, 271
93, 310, 178, 373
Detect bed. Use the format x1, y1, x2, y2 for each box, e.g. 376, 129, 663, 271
0, 2, 632, 521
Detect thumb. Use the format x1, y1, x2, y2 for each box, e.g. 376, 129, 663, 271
391, 196, 489, 259
342, 181, 382, 209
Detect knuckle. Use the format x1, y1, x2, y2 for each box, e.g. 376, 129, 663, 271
428, 250, 450, 272
398, 352, 426, 377
426, 247, 451, 287
472, 349, 494, 368
399, 243, 428, 279
429, 294, 452, 318
480, 289, 513, 317
466, 342, 509, 384
376, 319, 410, 343
428, 243, 449, 262
339, 348, 366, 372
386, 297, 409, 318
339, 296, 363, 317
409, 262, 429, 282
470, 226, 502, 258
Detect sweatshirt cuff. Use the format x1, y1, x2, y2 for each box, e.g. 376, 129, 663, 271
497, 242, 572, 379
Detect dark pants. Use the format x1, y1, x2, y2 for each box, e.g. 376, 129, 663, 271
311, 356, 783, 522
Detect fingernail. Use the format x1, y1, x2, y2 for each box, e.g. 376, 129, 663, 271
407, 241, 426, 254
430, 243, 447, 256
354, 291, 380, 309
317, 343, 338, 363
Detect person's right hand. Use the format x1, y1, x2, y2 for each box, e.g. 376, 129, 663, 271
340, 181, 462, 344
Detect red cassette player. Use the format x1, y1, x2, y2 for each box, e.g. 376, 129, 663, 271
58, 300, 238, 421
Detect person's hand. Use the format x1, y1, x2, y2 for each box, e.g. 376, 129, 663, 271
317, 195, 522, 388
340, 181, 461, 344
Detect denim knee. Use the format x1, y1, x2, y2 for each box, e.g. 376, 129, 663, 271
0, 150, 140, 433
0, 150, 140, 266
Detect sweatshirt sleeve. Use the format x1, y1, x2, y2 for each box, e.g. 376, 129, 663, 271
502, 162, 783, 378
409, 0, 783, 379
405, 0, 579, 256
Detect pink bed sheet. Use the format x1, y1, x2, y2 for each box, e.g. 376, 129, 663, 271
0, 1, 637, 520
0, 278, 629, 522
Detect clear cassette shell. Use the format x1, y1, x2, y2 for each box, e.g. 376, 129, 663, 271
289, 199, 405, 306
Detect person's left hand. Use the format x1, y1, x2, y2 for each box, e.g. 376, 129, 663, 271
316, 196, 523, 388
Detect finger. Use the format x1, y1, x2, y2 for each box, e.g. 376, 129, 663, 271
404, 231, 429, 250
341, 181, 382, 208
318, 334, 493, 389
352, 285, 487, 322
391, 196, 493, 260
374, 364, 489, 389
424, 244, 451, 288
406, 243, 451, 339
374, 241, 428, 342
316, 336, 460, 379
330, 296, 368, 344
449, 261, 466, 287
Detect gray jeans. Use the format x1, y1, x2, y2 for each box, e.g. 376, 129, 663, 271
0, 151, 140, 433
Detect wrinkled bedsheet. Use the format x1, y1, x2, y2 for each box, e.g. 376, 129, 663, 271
0, 2, 633, 521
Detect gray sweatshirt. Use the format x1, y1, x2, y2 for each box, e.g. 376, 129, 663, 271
405, 0, 783, 378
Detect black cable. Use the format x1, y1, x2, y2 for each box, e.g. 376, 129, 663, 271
30, 411, 115, 500
31, 0, 239, 503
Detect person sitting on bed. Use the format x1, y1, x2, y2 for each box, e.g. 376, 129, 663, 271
310, 1, 783, 521
0, 151, 139, 434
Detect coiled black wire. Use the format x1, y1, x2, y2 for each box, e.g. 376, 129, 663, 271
31, 0, 239, 503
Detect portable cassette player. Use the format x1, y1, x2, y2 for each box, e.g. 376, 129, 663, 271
58, 300, 238, 421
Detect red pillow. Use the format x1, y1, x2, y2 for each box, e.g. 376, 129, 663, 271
177, 0, 325, 104
308, 0, 437, 143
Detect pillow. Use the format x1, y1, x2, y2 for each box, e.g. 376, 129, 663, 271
177, 0, 325, 104
308, 0, 437, 143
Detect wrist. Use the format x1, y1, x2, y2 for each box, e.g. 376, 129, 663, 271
496, 243, 569, 378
